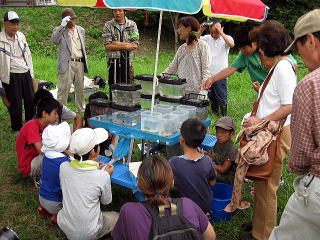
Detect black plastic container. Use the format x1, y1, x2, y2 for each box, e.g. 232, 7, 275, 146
158, 74, 186, 99
134, 74, 159, 95
90, 98, 111, 117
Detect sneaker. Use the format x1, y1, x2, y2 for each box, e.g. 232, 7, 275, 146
34, 176, 41, 189
51, 215, 57, 225
250, 187, 254, 196
38, 204, 52, 217
244, 177, 252, 183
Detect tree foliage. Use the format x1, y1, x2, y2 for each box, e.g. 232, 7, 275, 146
263, 0, 320, 34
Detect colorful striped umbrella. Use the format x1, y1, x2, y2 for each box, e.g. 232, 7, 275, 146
103, 0, 202, 14
203, 0, 268, 22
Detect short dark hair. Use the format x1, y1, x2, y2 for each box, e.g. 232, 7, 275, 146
180, 118, 207, 148
234, 29, 252, 48
177, 16, 200, 45
33, 89, 53, 105
256, 20, 293, 57
36, 97, 61, 119
297, 31, 320, 45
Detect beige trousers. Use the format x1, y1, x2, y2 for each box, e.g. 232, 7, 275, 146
30, 154, 44, 178
57, 61, 84, 112
96, 211, 119, 238
252, 125, 291, 240
269, 175, 320, 240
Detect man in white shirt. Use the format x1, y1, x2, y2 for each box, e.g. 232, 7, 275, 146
200, 21, 234, 116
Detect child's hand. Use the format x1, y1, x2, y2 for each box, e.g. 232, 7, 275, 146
98, 162, 105, 169
252, 81, 261, 92
104, 163, 114, 175
64, 150, 74, 157
209, 179, 216, 186
203, 150, 216, 161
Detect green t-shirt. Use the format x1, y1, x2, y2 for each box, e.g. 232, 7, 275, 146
231, 52, 268, 84
231, 52, 297, 84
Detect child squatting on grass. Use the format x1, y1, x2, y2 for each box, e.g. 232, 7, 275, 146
169, 118, 216, 214
38, 122, 72, 222
16, 97, 61, 187
211, 116, 238, 186
57, 128, 119, 240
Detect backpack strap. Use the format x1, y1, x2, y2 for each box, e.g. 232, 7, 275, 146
171, 198, 183, 216
142, 200, 179, 218
142, 202, 160, 219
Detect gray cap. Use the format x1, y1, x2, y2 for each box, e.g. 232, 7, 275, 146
215, 116, 236, 131
285, 9, 320, 53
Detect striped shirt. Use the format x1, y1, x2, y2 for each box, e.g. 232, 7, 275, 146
289, 67, 320, 177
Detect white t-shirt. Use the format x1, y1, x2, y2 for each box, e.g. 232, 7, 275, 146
57, 162, 112, 240
256, 59, 297, 126
200, 35, 233, 75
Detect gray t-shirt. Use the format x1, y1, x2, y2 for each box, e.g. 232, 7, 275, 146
61, 105, 76, 121
57, 162, 112, 240
213, 140, 238, 175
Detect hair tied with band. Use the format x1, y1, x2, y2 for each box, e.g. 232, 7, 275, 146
155, 191, 163, 195
189, 31, 199, 36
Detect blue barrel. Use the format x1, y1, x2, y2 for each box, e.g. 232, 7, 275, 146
210, 183, 233, 222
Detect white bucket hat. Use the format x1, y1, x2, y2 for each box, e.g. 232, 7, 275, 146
69, 128, 108, 156
41, 122, 71, 153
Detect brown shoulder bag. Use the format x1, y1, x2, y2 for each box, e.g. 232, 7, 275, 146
242, 58, 294, 181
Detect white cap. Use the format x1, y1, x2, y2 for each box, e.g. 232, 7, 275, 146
41, 122, 71, 153
4, 11, 20, 22
69, 128, 108, 156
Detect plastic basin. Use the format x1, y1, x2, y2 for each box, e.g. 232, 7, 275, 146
211, 183, 233, 222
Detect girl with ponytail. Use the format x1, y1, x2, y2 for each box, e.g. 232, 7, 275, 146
111, 155, 216, 240
162, 16, 211, 94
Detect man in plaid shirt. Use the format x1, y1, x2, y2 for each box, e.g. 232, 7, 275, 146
269, 9, 320, 240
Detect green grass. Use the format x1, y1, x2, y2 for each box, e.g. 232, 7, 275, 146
0, 52, 309, 239
0, 6, 311, 237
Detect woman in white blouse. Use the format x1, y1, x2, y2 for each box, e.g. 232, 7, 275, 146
163, 16, 210, 93
243, 20, 297, 240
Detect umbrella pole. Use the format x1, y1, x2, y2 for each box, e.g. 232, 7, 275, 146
151, 10, 163, 112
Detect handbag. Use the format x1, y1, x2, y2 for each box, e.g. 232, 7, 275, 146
242, 58, 294, 180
